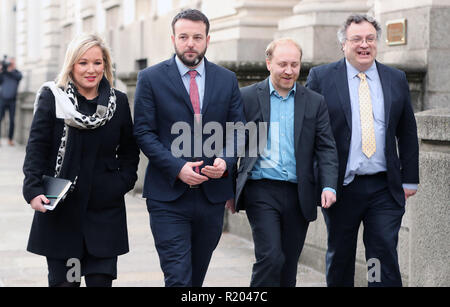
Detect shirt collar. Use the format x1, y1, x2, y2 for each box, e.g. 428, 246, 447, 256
268, 78, 296, 98
175, 55, 205, 77
345, 58, 378, 81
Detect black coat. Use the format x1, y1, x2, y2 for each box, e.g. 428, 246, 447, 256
23, 87, 140, 259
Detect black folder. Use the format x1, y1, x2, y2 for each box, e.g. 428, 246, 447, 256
42, 175, 72, 210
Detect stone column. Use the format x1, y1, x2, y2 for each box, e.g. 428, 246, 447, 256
14, 0, 62, 144
16, 0, 62, 92
15, 0, 27, 81
411, 109, 450, 286
0, 0, 17, 140
207, 0, 299, 62
375, 0, 450, 110
0, 0, 17, 57
40, 0, 62, 85
14, 0, 31, 144
277, 0, 370, 64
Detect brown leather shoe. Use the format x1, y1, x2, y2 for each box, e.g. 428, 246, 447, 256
7, 139, 14, 146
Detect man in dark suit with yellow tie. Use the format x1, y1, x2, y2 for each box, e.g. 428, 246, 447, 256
133, 9, 245, 287
306, 14, 419, 287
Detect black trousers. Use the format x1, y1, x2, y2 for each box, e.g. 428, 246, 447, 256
46, 254, 117, 287
147, 187, 225, 287
322, 172, 405, 287
0, 98, 16, 140
244, 179, 309, 287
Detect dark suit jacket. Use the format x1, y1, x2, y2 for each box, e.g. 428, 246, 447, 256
235, 78, 338, 222
23, 88, 140, 259
306, 58, 419, 207
133, 56, 245, 204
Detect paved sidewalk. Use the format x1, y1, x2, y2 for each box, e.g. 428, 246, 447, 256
0, 139, 326, 287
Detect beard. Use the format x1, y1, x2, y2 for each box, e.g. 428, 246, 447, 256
175, 46, 207, 68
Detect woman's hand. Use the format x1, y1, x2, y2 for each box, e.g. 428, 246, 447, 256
30, 195, 49, 213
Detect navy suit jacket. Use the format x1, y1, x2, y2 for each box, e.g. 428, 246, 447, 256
306, 58, 419, 207
133, 56, 245, 203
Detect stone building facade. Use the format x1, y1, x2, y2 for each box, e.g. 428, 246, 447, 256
0, 0, 448, 286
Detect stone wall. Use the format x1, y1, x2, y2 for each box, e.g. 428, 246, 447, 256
376, 0, 450, 111
409, 108, 450, 287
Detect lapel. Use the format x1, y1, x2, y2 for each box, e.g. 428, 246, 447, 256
256, 78, 305, 153
256, 78, 271, 124
334, 58, 352, 131
376, 61, 392, 129
294, 83, 306, 151
202, 58, 216, 116
165, 56, 195, 114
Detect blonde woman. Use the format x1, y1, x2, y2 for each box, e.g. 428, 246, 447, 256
23, 34, 139, 287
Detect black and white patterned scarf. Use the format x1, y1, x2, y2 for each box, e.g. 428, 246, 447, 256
54, 79, 116, 177
34, 76, 116, 179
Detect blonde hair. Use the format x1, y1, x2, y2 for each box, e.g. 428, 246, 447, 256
265, 38, 303, 61
56, 33, 114, 89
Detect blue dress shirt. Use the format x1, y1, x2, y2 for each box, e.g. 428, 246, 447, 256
249, 79, 336, 194
249, 79, 297, 183
345, 59, 417, 190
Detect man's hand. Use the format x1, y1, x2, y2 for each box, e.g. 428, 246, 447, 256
30, 195, 48, 213
225, 199, 236, 214
321, 190, 336, 209
201, 158, 227, 179
404, 188, 417, 200
178, 161, 209, 185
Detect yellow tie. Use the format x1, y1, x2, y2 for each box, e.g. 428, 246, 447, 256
358, 72, 376, 158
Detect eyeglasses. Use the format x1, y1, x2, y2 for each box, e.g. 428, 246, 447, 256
347, 36, 377, 45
